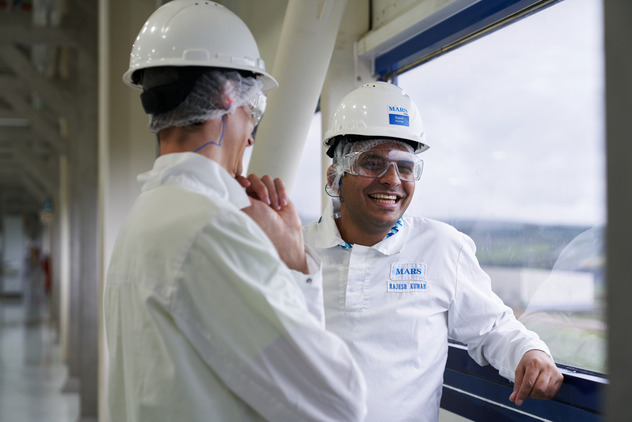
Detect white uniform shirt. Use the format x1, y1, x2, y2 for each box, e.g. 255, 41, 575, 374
303, 201, 550, 422
104, 153, 367, 422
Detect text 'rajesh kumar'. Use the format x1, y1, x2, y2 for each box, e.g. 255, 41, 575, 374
389, 282, 427, 290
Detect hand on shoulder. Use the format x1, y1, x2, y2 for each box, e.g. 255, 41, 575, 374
239, 175, 308, 274
236, 173, 288, 211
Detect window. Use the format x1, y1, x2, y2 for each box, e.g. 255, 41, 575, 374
397, 0, 605, 373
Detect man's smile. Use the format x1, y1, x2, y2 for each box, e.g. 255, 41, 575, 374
368, 193, 402, 205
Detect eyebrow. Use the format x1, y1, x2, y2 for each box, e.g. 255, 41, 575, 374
363, 152, 386, 158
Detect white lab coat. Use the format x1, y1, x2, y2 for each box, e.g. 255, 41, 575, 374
303, 201, 550, 422
104, 153, 367, 422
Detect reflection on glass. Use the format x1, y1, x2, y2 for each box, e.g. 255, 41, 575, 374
520, 226, 605, 373
397, 0, 606, 373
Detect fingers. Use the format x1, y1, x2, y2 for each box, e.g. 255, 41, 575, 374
273, 177, 288, 208
512, 369, 561, 406
258, 175, 287, 210
276, 199, 302, 231
240, 196, 308, 273
235, 174, 251, 189
509, 350, 564, 406
244, 174, 288, 210
244, 175, 271, 206
510, 363, 533, 406
261, 175, 279, 210
530, 366, 563, 400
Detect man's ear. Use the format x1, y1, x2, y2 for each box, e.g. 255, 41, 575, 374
222, 95, 234, 110
221, 80, 235, 110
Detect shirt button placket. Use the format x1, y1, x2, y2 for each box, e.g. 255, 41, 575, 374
345, 245, 370, 312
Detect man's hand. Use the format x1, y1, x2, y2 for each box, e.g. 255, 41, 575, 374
510, 349, 564, 406
239, 175, 308, 274
236, 174, 288, 211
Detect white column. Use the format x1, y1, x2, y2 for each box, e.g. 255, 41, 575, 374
320, 0, 371, 212
248, 0, 348, 191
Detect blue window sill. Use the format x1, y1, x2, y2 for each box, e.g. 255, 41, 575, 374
441, 342, 606, 421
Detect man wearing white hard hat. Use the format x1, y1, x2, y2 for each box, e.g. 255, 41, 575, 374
303, 81, 564, 421
104, 1, 366, 421
251, 81, 563, 421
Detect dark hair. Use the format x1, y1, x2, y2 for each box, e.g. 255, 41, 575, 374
139, 67, 207, 115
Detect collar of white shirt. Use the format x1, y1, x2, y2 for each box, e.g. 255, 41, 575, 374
315, 200, 409, 256
137, 152, 251, 210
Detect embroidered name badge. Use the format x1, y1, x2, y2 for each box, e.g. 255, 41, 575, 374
388, 262, 428, 293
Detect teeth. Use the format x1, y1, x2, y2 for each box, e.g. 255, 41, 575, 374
370, 194, 398, 202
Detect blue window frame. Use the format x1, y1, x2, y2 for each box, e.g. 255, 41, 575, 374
375, 0, 562, 78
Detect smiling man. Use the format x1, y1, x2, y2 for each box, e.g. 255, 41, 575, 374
301, 81, 564, 421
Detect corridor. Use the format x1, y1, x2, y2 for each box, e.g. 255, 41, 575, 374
0, 258, 79, 422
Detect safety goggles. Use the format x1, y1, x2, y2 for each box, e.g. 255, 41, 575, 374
341, 149, 424, 182
246, 91, 267, 127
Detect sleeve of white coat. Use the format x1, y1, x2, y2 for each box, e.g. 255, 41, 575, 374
170, 209, 366, 422
287, 244, 326, 325
447, 233, 551, 381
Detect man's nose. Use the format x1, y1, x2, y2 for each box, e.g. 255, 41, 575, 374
378, 163, 401, 186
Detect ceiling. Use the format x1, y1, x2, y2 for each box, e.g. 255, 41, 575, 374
0, 0, 97, 218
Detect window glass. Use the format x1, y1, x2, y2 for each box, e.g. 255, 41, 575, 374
398, 0, 606, 373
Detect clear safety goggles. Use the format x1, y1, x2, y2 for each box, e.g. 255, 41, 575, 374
341, 149, 424, 182
246, 90, 267, 127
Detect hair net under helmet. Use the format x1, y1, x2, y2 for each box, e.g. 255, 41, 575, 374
327, 138, 415, 196
142, 68, 263, 134
123, 0, 277, 134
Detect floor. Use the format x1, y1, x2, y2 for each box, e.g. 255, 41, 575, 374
0, 262, 79, 422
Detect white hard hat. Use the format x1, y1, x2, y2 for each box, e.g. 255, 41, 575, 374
122, 0, 277, 92
323, 81, 428, 157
